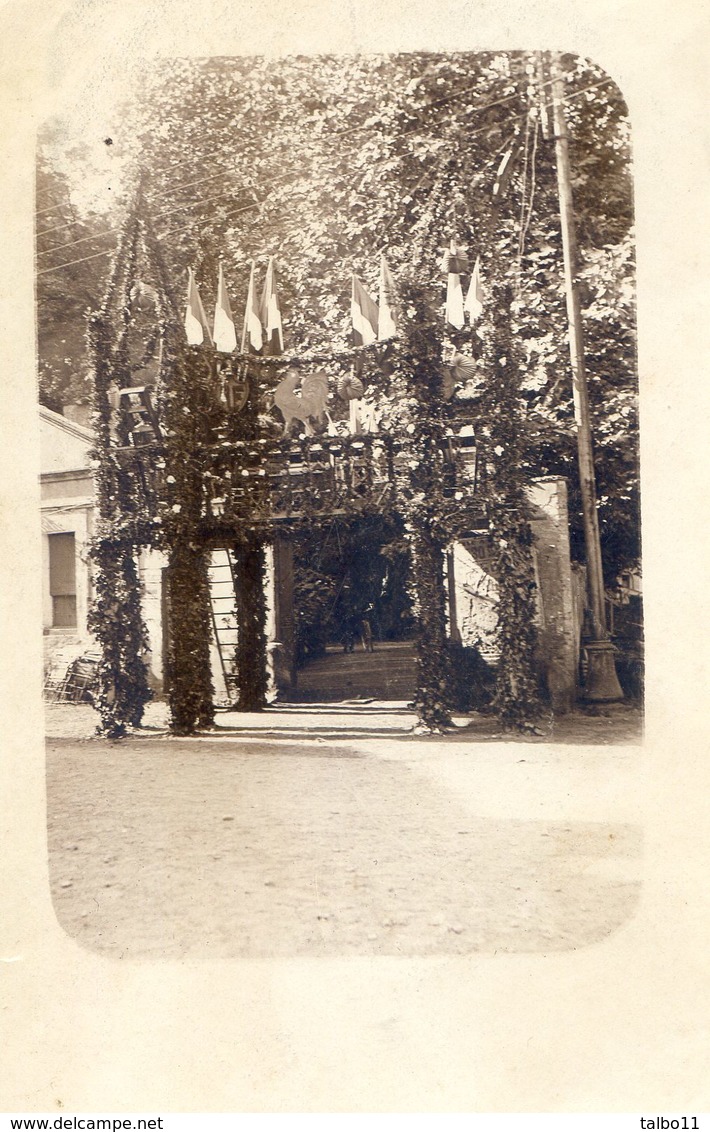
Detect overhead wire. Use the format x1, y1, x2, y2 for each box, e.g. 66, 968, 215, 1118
34, 65, 610, 236
36, 77, 618, 277
37, 189, 257, 258
521, 116, 540, 250
516, 111, 532, 290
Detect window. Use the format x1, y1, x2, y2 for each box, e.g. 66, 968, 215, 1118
48, 532, 77, 628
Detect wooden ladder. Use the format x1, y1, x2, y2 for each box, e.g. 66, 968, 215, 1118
207, 549, 240, 704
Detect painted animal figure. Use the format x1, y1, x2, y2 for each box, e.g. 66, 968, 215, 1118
273, 368, 330, 436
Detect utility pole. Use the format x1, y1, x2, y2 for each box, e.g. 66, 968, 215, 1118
547, 52, 623, 701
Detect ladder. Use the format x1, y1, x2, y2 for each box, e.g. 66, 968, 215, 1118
207, 549, 240, 704
117, 386, 161, 446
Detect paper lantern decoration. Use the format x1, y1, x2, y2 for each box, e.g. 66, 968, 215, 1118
338, 374, 365, 400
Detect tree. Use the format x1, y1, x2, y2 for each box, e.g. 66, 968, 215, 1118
37, 51, 639, 582
35, 123, 118, 409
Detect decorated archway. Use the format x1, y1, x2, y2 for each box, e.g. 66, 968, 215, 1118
87, 198, 543, 737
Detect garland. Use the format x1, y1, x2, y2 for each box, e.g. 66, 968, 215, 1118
87, 288, 152, 736
164, 541, 215, 733
476, 278, 543, 731
87, 536, 152, 737
232, 533, 269, 710
87, 196, 546, 737
158, 345, 222, 732
381, 280, 457, 732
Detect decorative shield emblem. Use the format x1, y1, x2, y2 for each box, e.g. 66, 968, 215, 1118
220, 358, 250, 412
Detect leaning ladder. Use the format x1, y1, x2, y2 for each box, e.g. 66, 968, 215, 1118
207, 549, 240, 705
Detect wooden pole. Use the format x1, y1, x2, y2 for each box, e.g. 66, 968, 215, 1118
547, 52, 623, 701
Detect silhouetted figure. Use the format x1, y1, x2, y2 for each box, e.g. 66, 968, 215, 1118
360, 617, 374, 652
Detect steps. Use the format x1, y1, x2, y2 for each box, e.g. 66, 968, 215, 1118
280, 640, 417, 703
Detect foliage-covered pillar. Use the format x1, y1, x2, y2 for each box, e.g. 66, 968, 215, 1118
477, 280, 543, 730
159, 345, 222, 734
87, 303, 152, 738
164, 543, 215, 734
406, 521, 452, 732
88, 536, 152, 737
387, 281, 454, 732
232, 533, 269, 711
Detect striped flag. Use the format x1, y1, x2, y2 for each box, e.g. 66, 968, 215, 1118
259, 256, 284, 355
377, 254, 398, 340
241, 262, 263, 354
184, 268, 213, 346
213, 264, 237, 353
464, 257, 484, 321
351, 274, 379, 346
492, 142, 519, 200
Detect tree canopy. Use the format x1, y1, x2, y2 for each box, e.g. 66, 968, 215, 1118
35, 51, 639, 579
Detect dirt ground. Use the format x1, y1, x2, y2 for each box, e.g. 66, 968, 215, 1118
45, 700, 643, 960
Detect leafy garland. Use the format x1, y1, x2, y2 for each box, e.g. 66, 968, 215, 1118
232, 533, 269, 711
158, 345, 221, 732
379, 280, 459, 732
86, 220, 153, 737
475, 277, 543, 730
88, 195, 544, 736
164, 541, 215, 734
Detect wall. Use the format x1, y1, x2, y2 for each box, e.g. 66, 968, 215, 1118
40, 410, 96, 683
451, 476, 579, 713
526, 477, 579, 713
39, 407, 94, 476
138, 548, 168, 694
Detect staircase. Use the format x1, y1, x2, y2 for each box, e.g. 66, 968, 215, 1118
280, 640, 417, 703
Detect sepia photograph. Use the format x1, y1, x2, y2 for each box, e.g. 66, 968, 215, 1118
37, 51, 644, 961
2, 0, 708, 1113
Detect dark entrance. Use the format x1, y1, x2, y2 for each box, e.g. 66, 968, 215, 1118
284, 513, 417, 703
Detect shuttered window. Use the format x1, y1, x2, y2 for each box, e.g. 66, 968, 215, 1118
49, 532, 77, 628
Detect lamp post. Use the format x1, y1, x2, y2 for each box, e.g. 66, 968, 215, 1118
548, 52, 623, 701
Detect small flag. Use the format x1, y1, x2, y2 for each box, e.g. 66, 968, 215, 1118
464, 257, 484, 321
213, 264, 237, 353
184, 268, 213, 346
445, 270, 465, 330
351, 274, 379, 346
242, 262, 263, 353
377, 254, 397, 340
492, 142, 519, 200
259, 256, 284, 355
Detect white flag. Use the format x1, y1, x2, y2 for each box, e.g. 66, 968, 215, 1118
377, 254, 397, 340
213, 264, 237, 353
259, 256, 284, 355
445, 272, 465, 330
464, 257, 484, 321
184, 268, 212, 346
243, 262, 263, 353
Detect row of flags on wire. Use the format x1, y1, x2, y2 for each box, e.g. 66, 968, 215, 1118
185, 257, 284, 355
184, 245, 484, 355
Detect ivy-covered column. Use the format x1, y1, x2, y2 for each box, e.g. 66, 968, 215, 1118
164, 543, 215, 734
159, 345, 223, 734
477, 280, 543, 731
232, 533, 269, 711
87, 306, 152, 738
406, 520, 453, 732
385, 281, 455, 732
88, 536, 152, 737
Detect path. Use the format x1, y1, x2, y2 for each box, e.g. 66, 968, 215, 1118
45, 700, 643, 960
